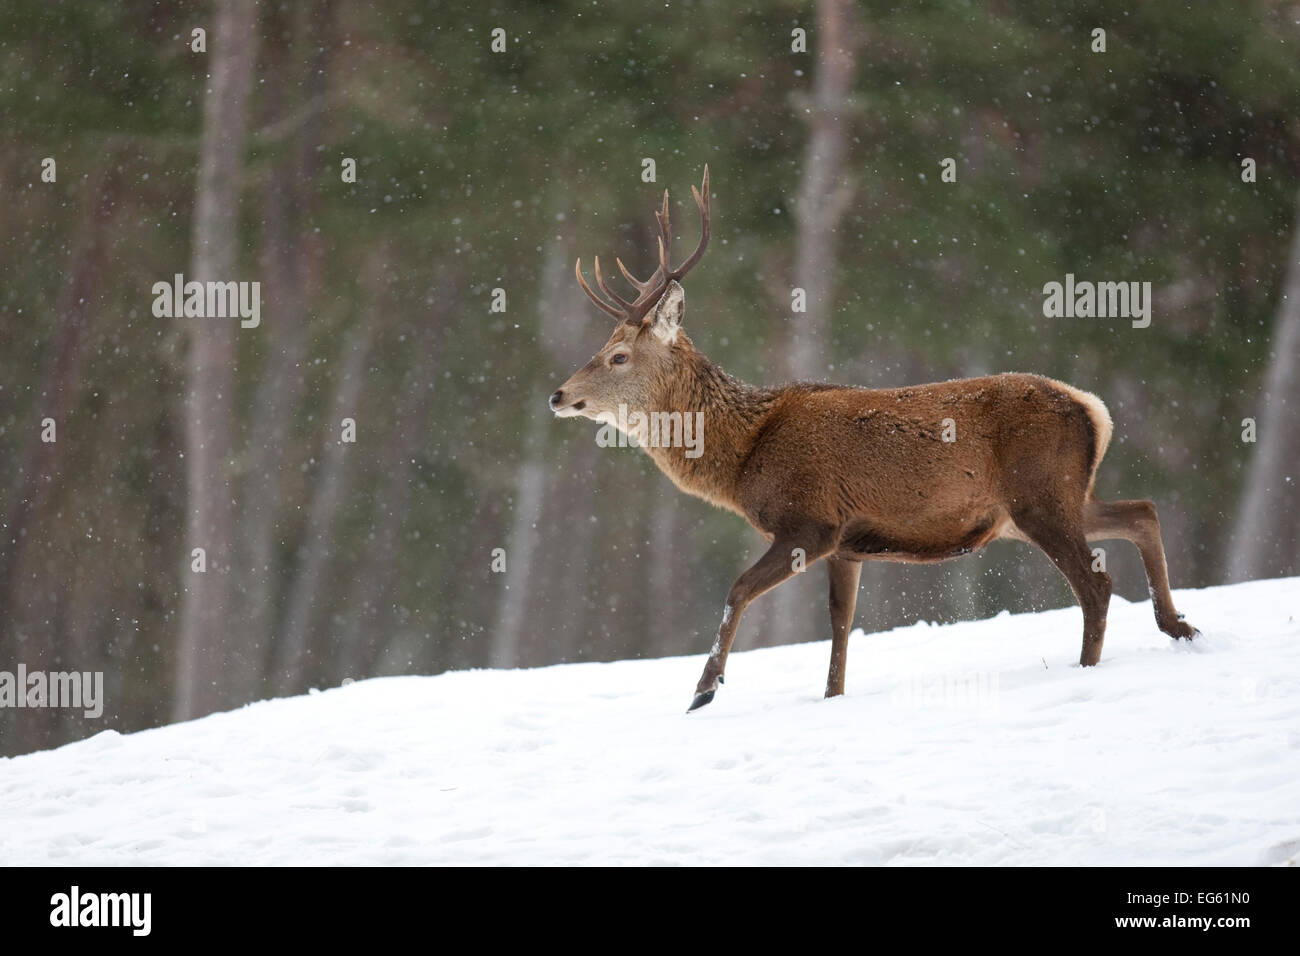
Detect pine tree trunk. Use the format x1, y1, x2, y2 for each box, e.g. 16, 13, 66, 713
174, 0, 259, 721
490, 232, 575, 668
0, 163, 117, 632
241, 0, 335, 698
272, 324, 371, 693
788, 0, 858, 379
1227, 191, 1300, 581
340, 286, 446, 680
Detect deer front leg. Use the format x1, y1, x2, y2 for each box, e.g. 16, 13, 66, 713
689, 531, 833, 712
825, 558, 862, 698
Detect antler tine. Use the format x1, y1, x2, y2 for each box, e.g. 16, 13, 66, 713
666, 164, 710, 281
593, 256, 636, 311
615, 256, 657, 292
574, 258, 626, 321
615, 189, 672, 298
654, 189, 671, 270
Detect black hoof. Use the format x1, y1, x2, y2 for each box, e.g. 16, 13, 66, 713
687, 690, 715, 713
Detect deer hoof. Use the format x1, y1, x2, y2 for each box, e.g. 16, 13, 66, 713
1159, 616, 1198, 641
687, 690, 716, 713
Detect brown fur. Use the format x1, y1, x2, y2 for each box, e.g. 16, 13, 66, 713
553, 274, 1196, 711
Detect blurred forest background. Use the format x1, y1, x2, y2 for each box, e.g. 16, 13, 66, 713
2, 0, 1298, 756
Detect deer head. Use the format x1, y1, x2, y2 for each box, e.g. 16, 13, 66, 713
549, 167, 710, 426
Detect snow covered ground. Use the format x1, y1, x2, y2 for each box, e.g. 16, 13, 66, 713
2, 577, 1298, 866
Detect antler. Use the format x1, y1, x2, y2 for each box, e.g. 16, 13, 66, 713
574, 165, 711, 327
662, 164, 710, 283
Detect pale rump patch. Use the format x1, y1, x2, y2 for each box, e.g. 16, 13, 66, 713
1048, 378, 1114, 491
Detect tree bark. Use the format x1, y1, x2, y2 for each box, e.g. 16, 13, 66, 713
273, 321, 373, 693
239, 0, 334, 699
174, 0, 260, 721
490, 231, 575, 668
1227, 190, 1300, 581
0, 163, 117, 632
646, 491, 683, 657
788, 0, 858, 380
339, 286, 446, 680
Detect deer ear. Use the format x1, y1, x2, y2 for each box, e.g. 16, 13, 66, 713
650, 281, 685, 344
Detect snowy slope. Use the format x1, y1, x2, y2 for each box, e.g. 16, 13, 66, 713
2, 578, 1299, 866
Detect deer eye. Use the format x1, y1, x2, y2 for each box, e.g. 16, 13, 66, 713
611, 353, 629, 365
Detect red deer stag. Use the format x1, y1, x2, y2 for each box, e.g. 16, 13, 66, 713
550, 167, 1198, 712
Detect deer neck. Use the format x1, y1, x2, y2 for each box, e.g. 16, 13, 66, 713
641, 342, 776, 513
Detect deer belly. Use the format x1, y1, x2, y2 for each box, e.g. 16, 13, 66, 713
836, 511, 1003, 563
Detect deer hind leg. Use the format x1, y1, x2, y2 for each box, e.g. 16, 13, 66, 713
689, 528, 834, 712
1015, 511, 1112, 666
1084, 499, 1197, 640
825, 558, 862, 699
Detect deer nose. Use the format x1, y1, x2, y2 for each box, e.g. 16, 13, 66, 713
549, 389, 564, 410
